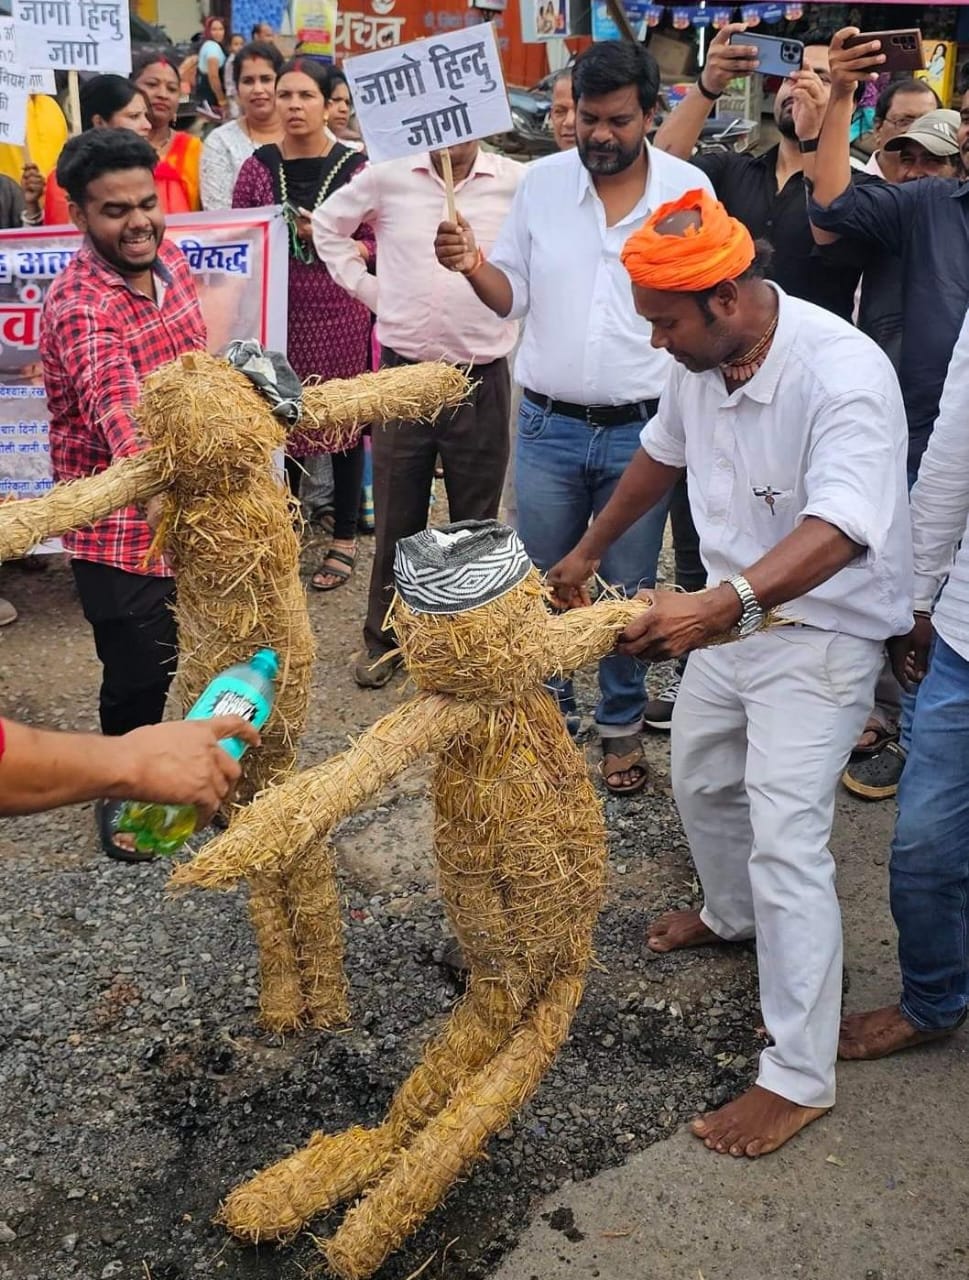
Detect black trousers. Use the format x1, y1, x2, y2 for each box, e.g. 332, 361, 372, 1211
71, 559, 178, 737
364, 348, 510, 655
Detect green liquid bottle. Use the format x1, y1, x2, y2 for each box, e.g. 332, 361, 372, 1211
114, 647, 279, 856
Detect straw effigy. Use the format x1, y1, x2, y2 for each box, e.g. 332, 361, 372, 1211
172, 543, 791, 1278
0, 352, 471, 1034
171, 568, 643, 1277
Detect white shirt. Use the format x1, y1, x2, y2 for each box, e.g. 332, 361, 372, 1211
487, 144, 714, 405
200, 120, 256, 210
909, 307, 969, 661
313, 149, 521, 365
641, 288, 913, 641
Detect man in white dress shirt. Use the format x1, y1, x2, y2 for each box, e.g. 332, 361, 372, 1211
839, 308, 969, 1062
434, 40, 713, 793
550, 189, 912, 1157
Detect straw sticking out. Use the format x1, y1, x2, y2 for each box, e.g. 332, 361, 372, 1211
0, 453, 168, 563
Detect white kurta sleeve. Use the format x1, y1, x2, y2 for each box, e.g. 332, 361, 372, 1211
797, 386, 906, 560
639, 371, 686, 467
486, 173, 532, 321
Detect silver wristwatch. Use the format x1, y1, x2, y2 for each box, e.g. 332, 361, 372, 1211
725, 574, 765, 638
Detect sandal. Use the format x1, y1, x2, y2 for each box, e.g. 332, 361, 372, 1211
311, 545, 357, 592
599, 733, 649, 795
851, 715, 898, 759
95, 798, 158, 863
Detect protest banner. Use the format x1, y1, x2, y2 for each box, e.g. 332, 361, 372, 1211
344, 23, 512, 169
292, 0, 339, 59
0, 20, 29, 148
0, 207, 288, 550
12, 0, 132, 75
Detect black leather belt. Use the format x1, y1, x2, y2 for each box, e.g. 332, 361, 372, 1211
523, 389, 659, 427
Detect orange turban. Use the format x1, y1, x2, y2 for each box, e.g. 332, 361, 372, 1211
621, 188, 755, 292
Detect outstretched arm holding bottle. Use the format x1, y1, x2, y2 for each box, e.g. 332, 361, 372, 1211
0, 716, 258, 819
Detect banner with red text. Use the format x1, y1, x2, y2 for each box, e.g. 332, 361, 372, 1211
0, 206, 287, 538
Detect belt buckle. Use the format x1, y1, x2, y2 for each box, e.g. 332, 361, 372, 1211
585, 405, 596, 427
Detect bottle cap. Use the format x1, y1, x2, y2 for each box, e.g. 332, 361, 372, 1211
250, 647, 280, 680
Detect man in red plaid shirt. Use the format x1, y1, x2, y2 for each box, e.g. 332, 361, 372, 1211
40, 129, 206, 860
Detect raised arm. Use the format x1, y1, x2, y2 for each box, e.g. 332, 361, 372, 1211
433, 175, 532, 320
654, 24, 758, 159
169, 694, 480, 891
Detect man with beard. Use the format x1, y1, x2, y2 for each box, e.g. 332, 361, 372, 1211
40, 129, 206, 861
654, 25, 862, 321
433, 41, 711, 794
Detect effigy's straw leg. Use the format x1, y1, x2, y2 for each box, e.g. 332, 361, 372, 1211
218, 1125, 395, 1243
283, 840, 349, 1029
248, 873, 306, 1031
219, 978, 523, 1242
324, 976, 584, 1280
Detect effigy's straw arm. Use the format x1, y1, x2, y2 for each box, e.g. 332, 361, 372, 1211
0, 452, 169, 563
168, 693, 480, 893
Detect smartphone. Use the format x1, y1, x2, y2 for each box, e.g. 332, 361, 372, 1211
843, 29, 924, 73
727, 32, 804, 79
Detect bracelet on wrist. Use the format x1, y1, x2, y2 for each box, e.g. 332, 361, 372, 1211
696, 73, 722, 102
913, 609, 932, 618
20, 209, 42, 225
462, 247, 485, 278
797, 137, 820, 154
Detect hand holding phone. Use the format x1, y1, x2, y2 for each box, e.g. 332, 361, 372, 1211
843, 27, 923, 73
699, 23, 761, 97
828, 27, 887, 100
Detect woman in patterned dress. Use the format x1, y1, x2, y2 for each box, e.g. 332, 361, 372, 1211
232, 59, 374, 591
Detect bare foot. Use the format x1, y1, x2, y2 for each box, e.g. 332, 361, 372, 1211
839, 1004, 964, 1060
690, 1084, 828, 1158
646, 909, 722, 953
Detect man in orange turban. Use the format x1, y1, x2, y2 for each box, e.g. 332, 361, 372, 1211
617, 187, 778, 380
547, 183, 914, 1163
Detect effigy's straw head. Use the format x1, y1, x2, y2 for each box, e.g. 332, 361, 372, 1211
389, 521, 552, 700
136, 351, 284, 485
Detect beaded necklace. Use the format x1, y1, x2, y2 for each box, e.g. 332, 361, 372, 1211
719, 311, 779, 384
278, 144, 354, 264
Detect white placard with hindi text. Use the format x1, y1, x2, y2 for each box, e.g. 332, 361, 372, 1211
28, 69, 57, 94
0, 21, 29, 147
344, 23, 512, 164
13, 0, 132, 75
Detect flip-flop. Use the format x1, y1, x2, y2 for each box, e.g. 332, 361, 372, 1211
311, 547, 357, 592
95, 798, 157, 863
599, 733, 649, 795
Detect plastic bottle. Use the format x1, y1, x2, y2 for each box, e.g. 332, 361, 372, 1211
114, 647, 279, 856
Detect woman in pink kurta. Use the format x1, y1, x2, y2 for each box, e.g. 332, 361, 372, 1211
233, 58, 374, 590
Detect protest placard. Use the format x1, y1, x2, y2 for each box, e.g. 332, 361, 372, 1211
0, 20, 29, 147
343, 23, 512, 166
0, 208, 288, 548
12, 0, 132, 75
28, 69, 57, 94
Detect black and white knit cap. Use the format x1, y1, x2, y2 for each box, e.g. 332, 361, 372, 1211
393, 520, 532, 615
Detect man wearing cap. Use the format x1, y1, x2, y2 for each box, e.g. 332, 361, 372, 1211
809, 30, 969, 803
549, 188, 912, 1157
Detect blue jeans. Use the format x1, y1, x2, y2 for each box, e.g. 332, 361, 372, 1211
890, 634, 969, 1031
515, 399, 670, 734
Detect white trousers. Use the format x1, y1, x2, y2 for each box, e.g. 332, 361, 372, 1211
671, 627, 882, 1108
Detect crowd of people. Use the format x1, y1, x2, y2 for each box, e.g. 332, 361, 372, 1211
1, 21, 968, 1167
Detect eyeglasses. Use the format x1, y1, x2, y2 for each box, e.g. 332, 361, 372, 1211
885, 114, 922, 129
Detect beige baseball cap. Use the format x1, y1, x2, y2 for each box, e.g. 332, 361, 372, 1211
884, 108, 960, 156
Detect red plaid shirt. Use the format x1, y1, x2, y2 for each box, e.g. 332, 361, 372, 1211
40, 239, 206, 576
